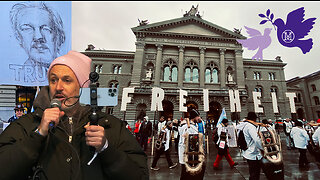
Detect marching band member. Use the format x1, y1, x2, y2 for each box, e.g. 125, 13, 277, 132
313, 124, 320, 147
150, 121, 177, 171
283, 118, 294, 150
312, 124, 320, 167
157, 116, 166, 136
179, 109, 205, 180
213, 118, 237, 169
172, 119, 179, 153
291, 120, 310, 169
236, 112, 263, 180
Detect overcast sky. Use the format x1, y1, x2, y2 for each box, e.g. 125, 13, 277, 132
72, 1, 320, 81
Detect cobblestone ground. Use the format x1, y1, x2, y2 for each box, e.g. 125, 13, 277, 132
145, 129, 320, 180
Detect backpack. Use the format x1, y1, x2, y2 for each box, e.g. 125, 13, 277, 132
237, 121, 256, 151
237, 129, 248, 150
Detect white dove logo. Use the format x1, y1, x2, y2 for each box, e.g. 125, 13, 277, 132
281, 30, 295, 43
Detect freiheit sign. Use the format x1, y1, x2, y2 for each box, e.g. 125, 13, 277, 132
121, 87, 297, 113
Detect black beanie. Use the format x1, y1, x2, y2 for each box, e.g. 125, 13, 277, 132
295, 120, 303, 127
189, 109, 200, 119
247, 112, 257, 121
222, 118, 228, 124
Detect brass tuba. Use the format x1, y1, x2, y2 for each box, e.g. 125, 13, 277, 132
257, 125, 284, 179
184, 132, 205, 175
155, 125, 166, 150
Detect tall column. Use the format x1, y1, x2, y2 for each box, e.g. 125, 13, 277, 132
199, 46, 206, 88
154, 44, 163, 86
131, 42, 145, 87
219, 48, 226, 88
178, 45, 185, 87
235, 49, 245, 89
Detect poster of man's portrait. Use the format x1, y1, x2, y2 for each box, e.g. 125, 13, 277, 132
0, 1, 71, 86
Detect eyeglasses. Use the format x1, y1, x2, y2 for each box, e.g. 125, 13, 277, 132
16, 109, 24, 112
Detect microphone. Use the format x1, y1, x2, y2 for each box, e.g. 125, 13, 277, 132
49, 98, 62, 129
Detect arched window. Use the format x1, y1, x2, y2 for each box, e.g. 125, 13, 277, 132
205, 68, 211, 83
184, 61, 198, 82
113, 65, 122, 74
270, 86, 278, 96
268, 72, 275, 80
254, 72, 261, 80
255, 86, 263, 97
113, 66, 118, 74
212, 68, 218, 83
311, 84, 317, 92
185, 67, 191, 82
172, 67, 178, 82
193, 68, 199, 82
314, 96, 320, 105
164, 66, 170, 81
109, 80, 119, 88
205, 62, 219, 83
118, 66, 122, 74
94, 64, 102, 73
163, 59, 178, 82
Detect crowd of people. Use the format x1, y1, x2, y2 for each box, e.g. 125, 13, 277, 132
127, 110, 320, 180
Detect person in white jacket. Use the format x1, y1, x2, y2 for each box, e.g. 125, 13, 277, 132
312, 126, 320, 147
312, 126, 320, 166
236, 112, 263, 180
150, 121, 177, 171
291, 120, 310, 168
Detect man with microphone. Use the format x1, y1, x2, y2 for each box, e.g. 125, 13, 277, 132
0, 50, 148, 180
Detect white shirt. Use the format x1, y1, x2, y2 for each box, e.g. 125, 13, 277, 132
290, 126, 309, 149
312, 127, 320, 146
178, 123, 198, 164
236, 122, 263, 160
163, 127, 171, 151
217, 125, 229, 146
283, 121, 293, 134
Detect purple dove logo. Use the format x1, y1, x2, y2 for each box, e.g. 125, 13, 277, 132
259, 7, 316, 54
236, 26, 272, 61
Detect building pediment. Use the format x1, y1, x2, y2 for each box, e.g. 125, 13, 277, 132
132, 16, 246, 40
159, 24, 221, 37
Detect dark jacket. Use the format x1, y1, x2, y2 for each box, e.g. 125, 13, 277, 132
139, 121, 152, 137
0, 87, 149, 180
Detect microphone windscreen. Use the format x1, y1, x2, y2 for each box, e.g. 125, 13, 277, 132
50, 98, 61, 108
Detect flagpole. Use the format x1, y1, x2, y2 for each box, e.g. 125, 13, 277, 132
151, 110, 157, 156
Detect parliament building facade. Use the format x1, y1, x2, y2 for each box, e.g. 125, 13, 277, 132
287, 70, 320, 121
82, 12, 292, 125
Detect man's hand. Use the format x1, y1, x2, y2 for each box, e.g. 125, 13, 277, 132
37, 107, 65, 136
85, 122, 107, 152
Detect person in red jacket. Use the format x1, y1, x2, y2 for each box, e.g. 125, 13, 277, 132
134, 119, 142, 142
